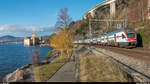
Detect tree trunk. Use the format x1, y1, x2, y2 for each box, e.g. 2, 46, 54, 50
67, 49, 71, 59
60, 49, 63, 59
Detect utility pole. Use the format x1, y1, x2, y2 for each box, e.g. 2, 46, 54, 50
89, 18, 127, 39
124, 19, 127, 28
89, 18, 92, 39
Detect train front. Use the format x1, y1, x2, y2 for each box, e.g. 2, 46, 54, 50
124, 28, 137, 48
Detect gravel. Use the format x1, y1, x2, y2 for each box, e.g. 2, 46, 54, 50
93, 47, 150, 82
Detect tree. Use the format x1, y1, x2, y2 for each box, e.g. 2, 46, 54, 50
49, 29, 73, 58
49, 8, 73, 59
30, 49, 41, 66
55, 8, 72, 30
139, 0, 145, 22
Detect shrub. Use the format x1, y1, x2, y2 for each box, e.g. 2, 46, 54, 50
49, 29, 73, 58
139, 28, 150, 48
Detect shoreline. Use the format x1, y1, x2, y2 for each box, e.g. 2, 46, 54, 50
2, 61, 50, 82
2, 63, 34, 82
2, 49, 59, 82
0, 44, 52, 82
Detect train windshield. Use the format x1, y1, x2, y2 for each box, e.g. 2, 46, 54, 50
127, 33, 135, 38
125, 28, 135, 38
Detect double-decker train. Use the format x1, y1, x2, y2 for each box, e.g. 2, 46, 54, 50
74, 27, 137, 48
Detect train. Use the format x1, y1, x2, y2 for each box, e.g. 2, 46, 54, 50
74, 27, 137, 48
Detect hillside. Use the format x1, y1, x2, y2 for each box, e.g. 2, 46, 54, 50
68, 0, 150, 48
0, 35, 24, 42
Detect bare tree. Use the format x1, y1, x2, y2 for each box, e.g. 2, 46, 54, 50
139, 0, 145, 22
30, 49, 41, 66
55, 8, 72, 30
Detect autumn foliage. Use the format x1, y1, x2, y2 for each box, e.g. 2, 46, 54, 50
49, 29, 73, 58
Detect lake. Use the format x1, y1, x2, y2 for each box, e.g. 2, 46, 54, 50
0, 43, 51, 79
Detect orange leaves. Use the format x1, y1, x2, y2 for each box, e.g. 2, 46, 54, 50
49, 29, 73, 58
50, 29, 73, 51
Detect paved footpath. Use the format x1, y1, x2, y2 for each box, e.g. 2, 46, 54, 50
47, 56, 76, 82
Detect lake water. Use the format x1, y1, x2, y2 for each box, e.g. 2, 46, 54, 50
0, 44, 51, 79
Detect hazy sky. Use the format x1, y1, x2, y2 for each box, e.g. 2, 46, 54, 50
0, 0, 104, 37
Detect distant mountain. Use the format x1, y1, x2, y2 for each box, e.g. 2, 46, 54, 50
0, 35, 24, 42
0, 35, 16, 40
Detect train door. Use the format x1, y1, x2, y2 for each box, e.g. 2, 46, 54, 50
96, 39, 98, 45
114, 34, 117, 46
100, 40, 102, 47
107, 36, 109, 46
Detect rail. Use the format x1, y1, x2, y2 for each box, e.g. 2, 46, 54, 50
90, 46, 150, 82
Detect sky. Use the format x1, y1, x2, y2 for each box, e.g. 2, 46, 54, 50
0, 0, 104, 37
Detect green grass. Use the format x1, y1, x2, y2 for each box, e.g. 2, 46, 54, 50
34, 58, 68, 82
47, 50, 59, 57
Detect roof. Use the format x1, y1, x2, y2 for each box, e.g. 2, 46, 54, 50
24, 37, 31, 39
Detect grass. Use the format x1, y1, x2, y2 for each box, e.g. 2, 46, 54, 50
79, 55, 128, 82
34, 57, 68, 82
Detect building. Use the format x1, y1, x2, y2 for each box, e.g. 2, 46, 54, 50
24, 33, 41, 46
24, 37, 31, 46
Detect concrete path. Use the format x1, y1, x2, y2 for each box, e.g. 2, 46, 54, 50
47, 57, 76, 82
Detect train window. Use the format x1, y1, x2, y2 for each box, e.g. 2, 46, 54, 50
127, 33, 135, 38
122, 34, 126, 39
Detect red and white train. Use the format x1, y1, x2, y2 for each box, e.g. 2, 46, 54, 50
74, 27, 137, 48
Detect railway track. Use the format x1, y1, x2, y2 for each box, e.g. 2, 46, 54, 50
92, 45, 150, 62
74, 44, 150, 81
85, 45, 150, 82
